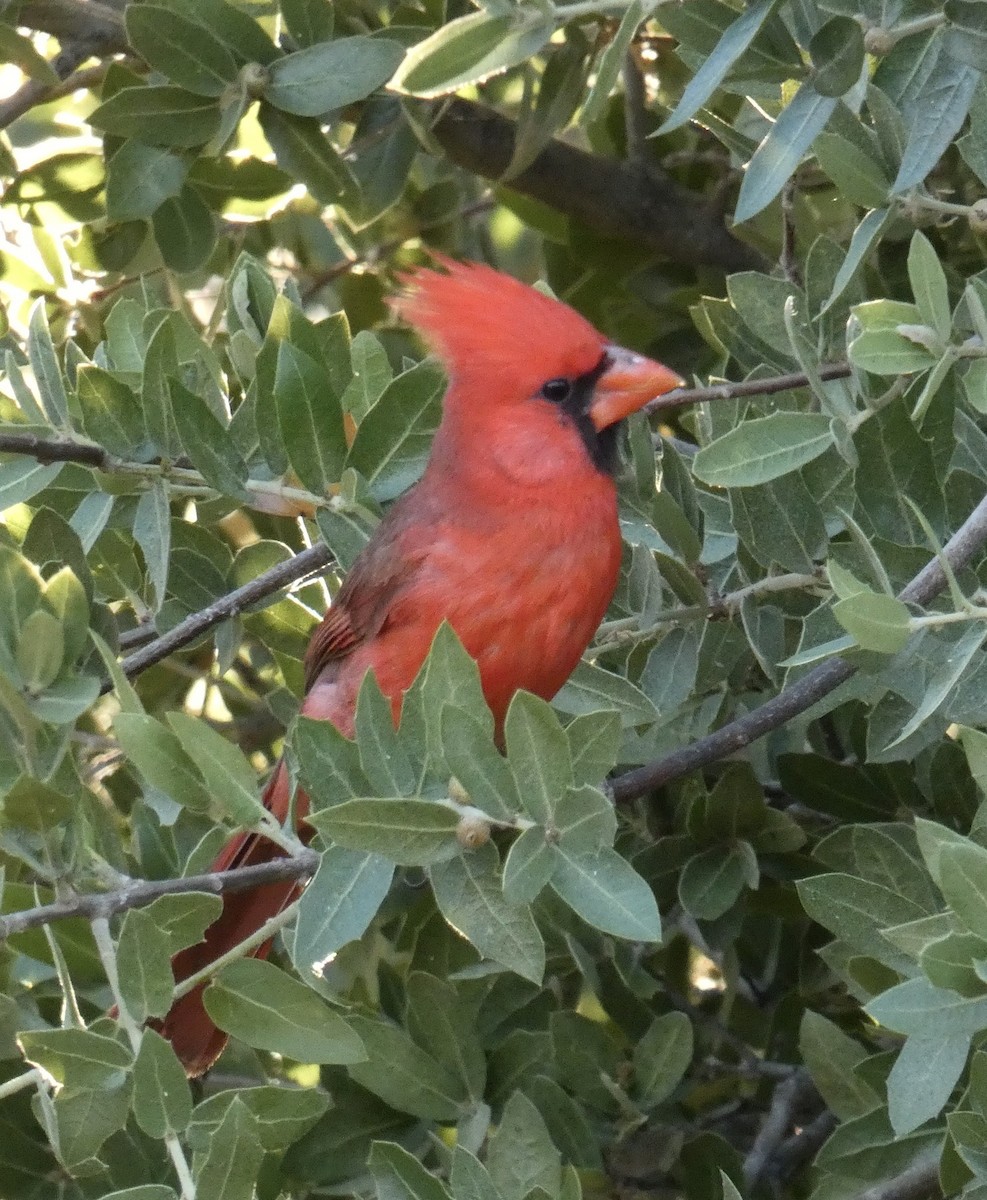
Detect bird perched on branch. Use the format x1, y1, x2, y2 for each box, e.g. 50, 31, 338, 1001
159, 257, 683, 1076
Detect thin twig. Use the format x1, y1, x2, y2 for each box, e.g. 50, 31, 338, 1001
622, 48, 649, 161
771, 1109, 838, 1185
0, 850, 319, 937
109, 542, 334, 690
850, 1160, 942, 1200
612, 490, 987, 803
646, 363, 852, 415
743, 1069, 815, 1190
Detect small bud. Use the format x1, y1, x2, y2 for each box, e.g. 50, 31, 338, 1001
448, 777, 471, 806
969, 200, 987, 235
863, 26, 895, 55
456, 814, 491, 849
241, 62, 271, 98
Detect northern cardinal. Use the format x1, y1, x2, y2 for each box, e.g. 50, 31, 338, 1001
158, 258, 683, 1075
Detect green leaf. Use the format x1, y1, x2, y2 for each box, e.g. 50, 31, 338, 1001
131, 1029, 193, 1139
505, 690, 573, 823
114, 712, 212, 814
892, 35, 978, 193
907, 231, 952, 342
798, 873, 926, 969
18, 1028, 131, 1090
441, 705, 520, 821
678, 845, 751, 920
27, 300, 69, 427
946, 0, 987, 69
735, 82, 837, 223
192, 1097, 265, 1200
405, 972, 486, 1101
258, 104, 359, 206
939, 842, 987, 940
152, 184, 216, 273
293, 714, 368, 803
106, 140, 189, 223
274, 340, 347, 494
693, 412, 835, 487
354, 671, 416, 795
167, 712, 265, 827
832, 592, 911, 654
125, 5, 238, 96
141, 892, 223, 955
884, 624, 987, 749
633, 1011, 693, 1108
16, 609, 64, 693
552, 660, 659, 727
117, 908, 175, 1023
582, 0, 649, 126
659, 0, 778, 132
822, 207, 893, 314
204, 958, 366, 1063
347, 1015, 468, 1119
809, 16, 865, 97
554, 784, 617, 854
566, 709, 621, 786
867, 976, 987, 1037
308, 799, 459, 865
487, 1091, 561, 1200
369, 1142, 453, 1200
0, 24, 58, 83
265, 37, 405, 116
887, 1033, 970, 1135
188, 1085, 329, 1152
291, 847, 393, 978
133, 480, 171, 611
430, 841, 545, 983
814, 133, 891, 207
170, 377, 248, 499
281, 0, 334, 47
346, 358, 446, 501
90, 86, 222, 146
552, 845, 661, 941
502, 827, 557, 905
391, 7, 555, 98
799, 1011, 879, 1120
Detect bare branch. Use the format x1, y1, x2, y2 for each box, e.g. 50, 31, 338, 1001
0, 3, 127, 131
0, 432, 109, 467
743, 1070, 816, 1190
611, 490, 987, 803
646, 363, 852, 414
851, 1160, 942, 1200
0, 851, 319, 938
429, 97, 766, 273
110, 542, 334, 689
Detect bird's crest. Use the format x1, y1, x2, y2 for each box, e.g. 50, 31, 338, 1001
394, 256, 607, 398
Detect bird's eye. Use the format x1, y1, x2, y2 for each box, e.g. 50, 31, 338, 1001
540, 378, 572, 403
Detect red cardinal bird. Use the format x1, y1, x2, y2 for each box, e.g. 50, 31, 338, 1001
159, 259, 683, 1075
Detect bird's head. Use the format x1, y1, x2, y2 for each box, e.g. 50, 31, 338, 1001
394, 258, 683, 476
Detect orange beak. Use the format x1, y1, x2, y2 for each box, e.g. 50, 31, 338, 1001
588, 345, 684, 431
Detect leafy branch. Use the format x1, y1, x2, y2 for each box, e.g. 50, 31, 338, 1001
612, 490, 987, 803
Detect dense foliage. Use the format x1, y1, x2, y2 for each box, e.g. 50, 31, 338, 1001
4, 0, 987, 1197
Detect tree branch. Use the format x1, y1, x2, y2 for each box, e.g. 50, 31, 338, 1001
0, 2, 127, 131
428, 97, 765, 273
646, 363, 852, 414
110, 542, 334, 689
0, 850, 319, 937
743, 1070, 816, 1190
851, 1160, 942, 1200
611, 490, 987, 803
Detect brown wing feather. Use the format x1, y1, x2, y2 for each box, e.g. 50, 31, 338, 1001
302, 495, 428, 692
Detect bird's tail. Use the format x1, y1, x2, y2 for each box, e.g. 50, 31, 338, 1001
157, 759, 308, 1077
